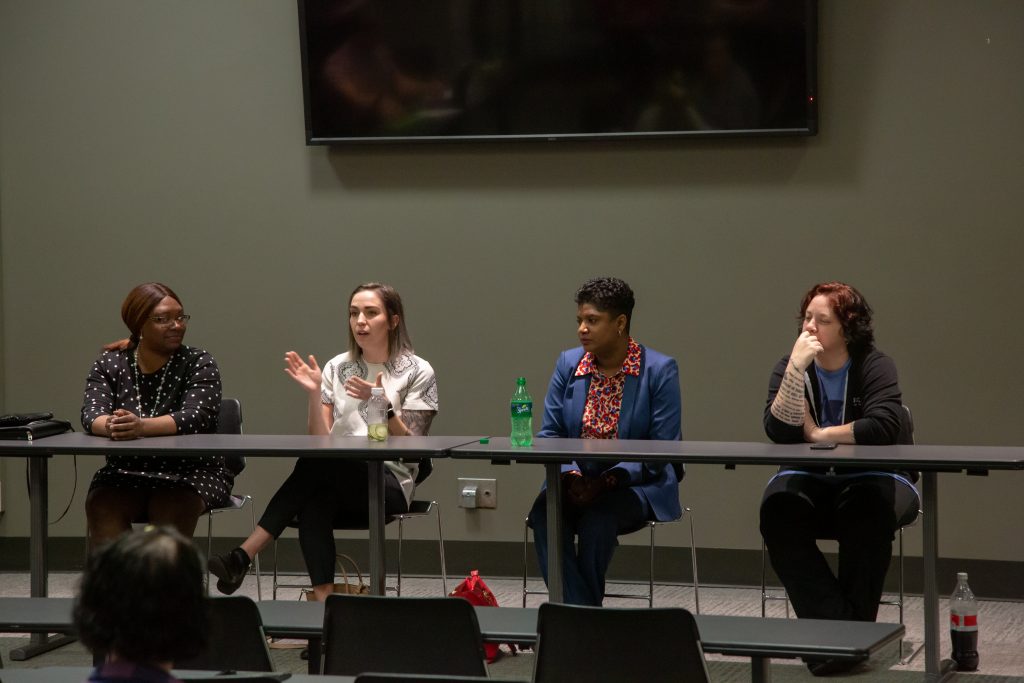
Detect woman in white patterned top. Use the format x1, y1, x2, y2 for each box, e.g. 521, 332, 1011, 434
209, 282, 438, 600
81, 282, 227, 549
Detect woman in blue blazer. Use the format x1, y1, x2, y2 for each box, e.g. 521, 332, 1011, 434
527, 277, 683, 606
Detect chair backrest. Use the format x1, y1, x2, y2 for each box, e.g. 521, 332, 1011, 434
322, 595, 488, 677
175, 595, 273, 672
217, 397, 246, 475
414, 457, 433, 484
533, 603, 710, 683
899, 403, 915, 445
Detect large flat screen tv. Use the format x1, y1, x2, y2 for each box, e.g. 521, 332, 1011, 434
298, 0, 818, 144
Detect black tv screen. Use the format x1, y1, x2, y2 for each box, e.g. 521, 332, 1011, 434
298, 0, 818, 144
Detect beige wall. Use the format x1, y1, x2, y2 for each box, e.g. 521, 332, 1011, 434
1, 1, 1021, 562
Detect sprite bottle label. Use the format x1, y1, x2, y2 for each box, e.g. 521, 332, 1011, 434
511, 401, 532, 417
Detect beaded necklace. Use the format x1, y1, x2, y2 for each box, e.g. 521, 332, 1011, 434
132, 349, 174, 418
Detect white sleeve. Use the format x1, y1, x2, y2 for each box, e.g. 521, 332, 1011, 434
320, 357, 337, 406
399, 358, 439, 412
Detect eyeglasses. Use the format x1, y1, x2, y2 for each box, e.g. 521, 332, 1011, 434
149, 314, 191, 327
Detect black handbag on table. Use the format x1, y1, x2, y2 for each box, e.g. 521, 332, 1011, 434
0, 412, 72, 441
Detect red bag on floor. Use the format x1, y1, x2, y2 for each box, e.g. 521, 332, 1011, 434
449, 570, 511, 662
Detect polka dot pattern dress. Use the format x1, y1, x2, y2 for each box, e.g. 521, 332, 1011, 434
81, 345, 233, 509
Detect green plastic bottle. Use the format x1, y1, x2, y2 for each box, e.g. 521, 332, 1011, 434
510, 377, 533, 447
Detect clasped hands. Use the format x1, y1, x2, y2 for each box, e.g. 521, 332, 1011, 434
107, 408, 144, 440
561, 469, 624, 506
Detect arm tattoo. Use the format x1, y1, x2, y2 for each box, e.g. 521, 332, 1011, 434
401, 410, 436, 436
770, 368, 806, 426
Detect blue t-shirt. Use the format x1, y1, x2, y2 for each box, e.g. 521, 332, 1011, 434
815, 358, 851, 427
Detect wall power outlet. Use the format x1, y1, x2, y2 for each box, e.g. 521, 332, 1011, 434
456, 477, 497, 509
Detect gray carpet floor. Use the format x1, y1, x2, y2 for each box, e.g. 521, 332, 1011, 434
2, 572, 1021, 682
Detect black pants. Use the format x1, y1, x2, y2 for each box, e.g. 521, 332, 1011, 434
759, 471, 919, 622
259, 457, 408, 586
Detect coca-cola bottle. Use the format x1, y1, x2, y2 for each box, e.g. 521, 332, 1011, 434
949, 571, 979, 671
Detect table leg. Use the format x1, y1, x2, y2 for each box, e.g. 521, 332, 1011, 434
307, 637, 322, 675
545, 462, 564, 604
921, 471, 956, 682
10, 455, 76, 661
368, 460, 386, 596
750, 656, 772, 683
28, 455, 48, 598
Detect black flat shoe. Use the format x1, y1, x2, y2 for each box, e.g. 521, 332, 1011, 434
208, 548, 250, 595
804, 655, 866, 677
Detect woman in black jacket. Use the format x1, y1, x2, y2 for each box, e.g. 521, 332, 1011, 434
760, 282, 919, 644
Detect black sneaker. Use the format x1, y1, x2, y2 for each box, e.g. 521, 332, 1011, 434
208, 547, 251, 595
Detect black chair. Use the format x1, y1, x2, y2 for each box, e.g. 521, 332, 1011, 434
533, 602, 710, 683
205, 397, 262, 599
175, 595, 273, 672
321, 594, 488, 677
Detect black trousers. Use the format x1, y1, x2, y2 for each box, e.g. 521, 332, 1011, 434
759, 471, 919, 622
259, 457, 408, 586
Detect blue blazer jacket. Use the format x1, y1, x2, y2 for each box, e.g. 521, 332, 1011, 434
537, 344, 683, 522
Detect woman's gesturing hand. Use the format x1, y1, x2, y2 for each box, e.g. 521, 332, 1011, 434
284, 351, 322, 394
345, 372, 384, 401
790, 331, 823, 373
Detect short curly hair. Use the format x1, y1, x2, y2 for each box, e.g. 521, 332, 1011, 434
798, 281, 875, 355
74, 526, 206, 664
575, 277, 636, 333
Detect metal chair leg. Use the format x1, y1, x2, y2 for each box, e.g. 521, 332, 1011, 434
686, 507, 700, 614
648, 522, 656, 608
390, 500, 446, 597
249, 496, 262, 601
760, 538, 768, 618
522, 517, 531, 607
272, 538, 279, 600
761, 538, 790, 618
397, 515, 405, 597
206, 511, 215, 595
434, 501, 448, 595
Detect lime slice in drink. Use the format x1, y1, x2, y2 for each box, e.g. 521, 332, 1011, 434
368, 423, 389, 442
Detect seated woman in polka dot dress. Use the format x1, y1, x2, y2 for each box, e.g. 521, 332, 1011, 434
81, 282, 230, 549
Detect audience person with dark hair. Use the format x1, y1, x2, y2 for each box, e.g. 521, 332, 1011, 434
527, 276, 683, 606
81, 282, 227, 549
74, 525, 206, 683
760, 282, 919, 675
209, 282, 438, 600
